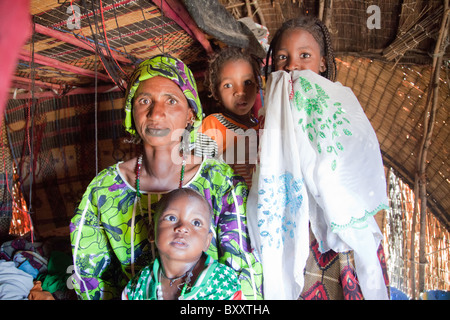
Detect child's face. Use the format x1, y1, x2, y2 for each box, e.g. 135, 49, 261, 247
217, 59, 258, 116
156, 194, 212, 264
274, 28, 326, 75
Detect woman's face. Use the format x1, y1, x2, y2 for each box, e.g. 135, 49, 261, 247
217, 59, 258, 116
156, 194, 212, 265
274, 28, 326, 74
132, 76, 193, 147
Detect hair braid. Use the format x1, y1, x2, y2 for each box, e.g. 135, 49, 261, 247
317, 20, 337, 81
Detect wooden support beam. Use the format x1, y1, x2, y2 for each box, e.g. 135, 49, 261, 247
415, 0, 449, 298
11, 75, 63, 90
324, 0, 333, 29
154, 0, 213, 55
244, 0, 266, 26
9, 85, 121, 100
19, 49, 111, 82
34, 24, 132, 65
319, 0, 325, 21
10, 82, 33, 90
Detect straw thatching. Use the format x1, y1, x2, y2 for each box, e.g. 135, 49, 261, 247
1, 0, 449, 299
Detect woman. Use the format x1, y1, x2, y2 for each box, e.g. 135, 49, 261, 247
70, 55, 263, 300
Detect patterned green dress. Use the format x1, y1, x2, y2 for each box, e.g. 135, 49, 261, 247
70, 158, 263, 300
122, 253, 242, 300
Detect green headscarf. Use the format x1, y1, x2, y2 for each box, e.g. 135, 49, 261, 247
124, 54, 202, 143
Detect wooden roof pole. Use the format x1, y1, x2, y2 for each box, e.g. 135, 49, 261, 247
154, 0, 214, 55
414, 0, 449, 299
319, 0, 333, 29
19, 49, 111, 82
244, 0, 266, 26
34, 24, 132, 65
11, 75, 63, 91
318, 0, 325, 21
9, 85, 121, 100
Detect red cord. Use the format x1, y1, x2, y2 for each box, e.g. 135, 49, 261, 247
99, 0, 127, 76
69, 0, 121, 88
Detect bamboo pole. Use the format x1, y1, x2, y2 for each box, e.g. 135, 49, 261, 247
415, 0, 449, 297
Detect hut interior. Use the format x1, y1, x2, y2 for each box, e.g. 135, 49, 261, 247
0, 0, 448, 300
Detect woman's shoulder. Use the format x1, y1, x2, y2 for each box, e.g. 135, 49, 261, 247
87, 163, 117, 180
85, 162, 127, 190
189, 158, 247, 193
197, 158, 237, 177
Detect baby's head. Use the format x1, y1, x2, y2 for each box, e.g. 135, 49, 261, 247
154, 188, 213, 262
204, 47, 261, 116
265, 15, 336, 81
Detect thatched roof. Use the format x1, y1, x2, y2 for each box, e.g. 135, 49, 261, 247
4, 0, 450, 234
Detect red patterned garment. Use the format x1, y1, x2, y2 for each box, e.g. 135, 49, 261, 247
299, 229, 390, 300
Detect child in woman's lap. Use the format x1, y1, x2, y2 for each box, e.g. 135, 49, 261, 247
122, 188, 242, 300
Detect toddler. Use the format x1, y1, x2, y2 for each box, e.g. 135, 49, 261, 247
122, 188, 242, 300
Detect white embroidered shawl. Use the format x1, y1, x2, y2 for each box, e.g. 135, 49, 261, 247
247, 70, 389, 300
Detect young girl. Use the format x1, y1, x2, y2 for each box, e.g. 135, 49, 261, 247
247, 16, 390, 300
199, 47, 261, 188
122, 188, 242, 300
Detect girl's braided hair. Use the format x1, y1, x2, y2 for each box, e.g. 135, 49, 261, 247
204, 47, 262, 101
264, 15, 337, 81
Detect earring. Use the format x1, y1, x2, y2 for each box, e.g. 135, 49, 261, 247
181, 122, 193, 156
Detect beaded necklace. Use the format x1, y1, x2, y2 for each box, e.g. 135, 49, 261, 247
135, 154, 186, 197
157, 270, 193, 300
157, 260, 196, 300
162, 269, 190, 287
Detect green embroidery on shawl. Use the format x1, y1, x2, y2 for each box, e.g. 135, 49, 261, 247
330, 203, 390, 232
299, 76, 313, 92
294, 77, 354, 171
